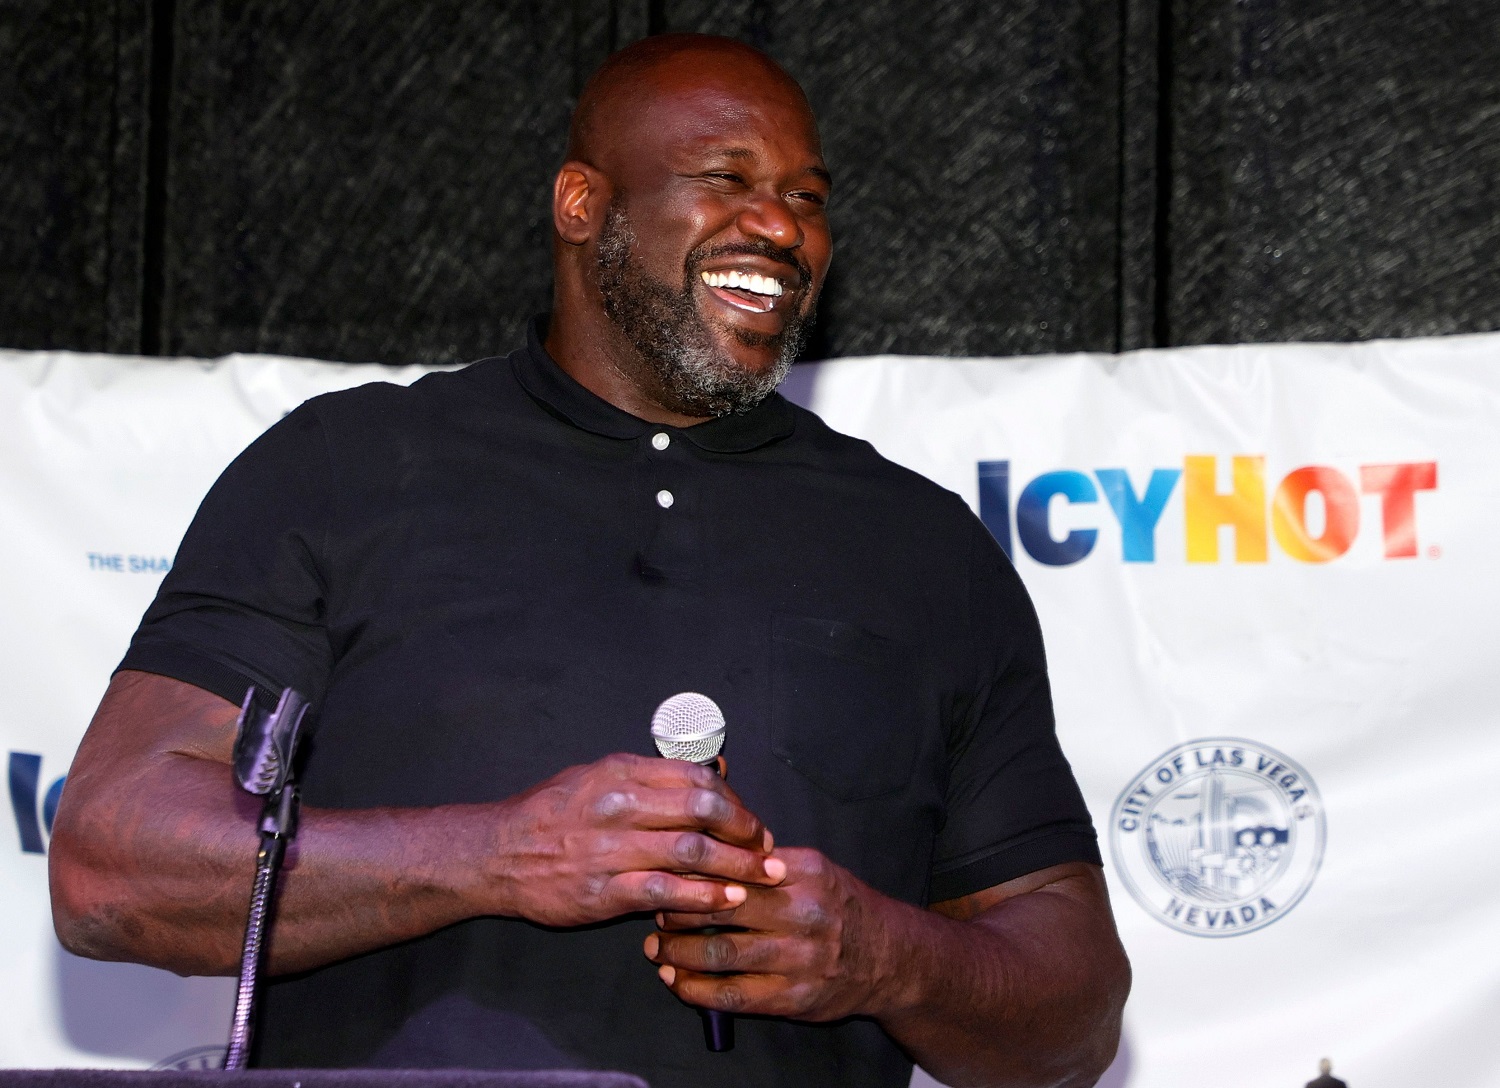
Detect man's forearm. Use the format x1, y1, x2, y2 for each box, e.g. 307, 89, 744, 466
50, 750, 505, 976
871, 866, 1130, 1088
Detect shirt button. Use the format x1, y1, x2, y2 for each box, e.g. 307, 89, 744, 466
656, 489, 675, 509
651, 432, 670, 451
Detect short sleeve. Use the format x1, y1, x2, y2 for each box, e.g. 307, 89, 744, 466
927, 519, 1101, 903
117, 403, 336, 712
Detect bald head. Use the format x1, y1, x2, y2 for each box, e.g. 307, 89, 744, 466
545, 33, 832, 424
567, 34, 817, 168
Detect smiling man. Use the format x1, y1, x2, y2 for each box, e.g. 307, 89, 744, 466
50, 34, 1128, 1088
547, 38, 830, 421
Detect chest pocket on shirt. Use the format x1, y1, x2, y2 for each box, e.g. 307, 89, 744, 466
770, 615, 922, 801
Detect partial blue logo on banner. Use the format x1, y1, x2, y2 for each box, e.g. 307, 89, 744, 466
88, 552, 173, 573
1109, 738, 1325, 936
9, 752, 66, 855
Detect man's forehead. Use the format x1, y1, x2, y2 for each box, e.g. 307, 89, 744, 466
573, 37, 823, 170
610, 74, 825, 171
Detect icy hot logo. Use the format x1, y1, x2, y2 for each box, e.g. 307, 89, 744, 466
978, 456, 1437, 565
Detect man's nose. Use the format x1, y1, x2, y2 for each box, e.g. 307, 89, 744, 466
736, 194, 803, 250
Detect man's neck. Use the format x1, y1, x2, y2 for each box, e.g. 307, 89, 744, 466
543, 309, 711, 428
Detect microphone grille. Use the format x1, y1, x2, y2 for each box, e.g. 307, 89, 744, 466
651, 693, 726, 764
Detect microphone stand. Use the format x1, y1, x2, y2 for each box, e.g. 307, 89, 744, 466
223, 686, 311, 1071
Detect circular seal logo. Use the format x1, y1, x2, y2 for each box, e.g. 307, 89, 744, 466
1109, 738, 1325, 937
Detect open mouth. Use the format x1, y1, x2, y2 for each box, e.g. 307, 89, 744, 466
699, 269, 786, 314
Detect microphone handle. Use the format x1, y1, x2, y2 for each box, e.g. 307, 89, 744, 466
702, 1005, 734, 1051
699, 754, 734, 1053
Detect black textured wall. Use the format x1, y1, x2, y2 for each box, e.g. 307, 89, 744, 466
162, 1, 574, 362
0, 0, 150, 354
1, 0, 1497, 361
663, 0, 1135, 357
1165, 0, 1500, 345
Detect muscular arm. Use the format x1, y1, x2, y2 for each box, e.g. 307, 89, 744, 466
652, 855, 1130, 1088
50, 670, 782, 977
892, 863, 1130, 1086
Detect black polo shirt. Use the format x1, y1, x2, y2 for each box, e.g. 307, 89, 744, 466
120, 321, 1100, 1087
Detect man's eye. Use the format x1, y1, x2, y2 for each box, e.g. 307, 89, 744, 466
791, 190, 827, 207
706, 172, 744, 184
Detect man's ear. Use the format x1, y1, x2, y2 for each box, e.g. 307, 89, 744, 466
553, 162, 606, 245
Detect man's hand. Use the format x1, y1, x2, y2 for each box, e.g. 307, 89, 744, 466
646, 846, 885, 1020
647, 851, 1130, 1088
489, 753, 786, 928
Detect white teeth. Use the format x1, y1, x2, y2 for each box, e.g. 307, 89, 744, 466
698, 269, 784, 297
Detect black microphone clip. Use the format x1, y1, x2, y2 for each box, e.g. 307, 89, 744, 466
232, 686, 310, 838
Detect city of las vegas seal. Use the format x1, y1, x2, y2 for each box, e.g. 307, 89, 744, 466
1109, 738, 1325, 937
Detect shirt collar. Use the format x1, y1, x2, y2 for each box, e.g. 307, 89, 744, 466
513, 316, 797, 454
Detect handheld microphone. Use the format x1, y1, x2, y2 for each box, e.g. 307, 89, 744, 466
650, 692, 726, 766
650, 693, 734, 1053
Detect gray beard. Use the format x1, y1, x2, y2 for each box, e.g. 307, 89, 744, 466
595, 201, 813, 418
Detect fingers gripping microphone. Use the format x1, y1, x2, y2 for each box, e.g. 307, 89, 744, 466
651, 693, 734, 1053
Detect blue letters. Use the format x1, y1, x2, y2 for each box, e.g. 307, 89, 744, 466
977, 460, 1013, 558
8, 752, 44, 854
979, 461, 1184, 565
43, 775, 64, 836
1095, 468, 1182, 562
1017, 471, 1098, 566
8, 752, 64, 855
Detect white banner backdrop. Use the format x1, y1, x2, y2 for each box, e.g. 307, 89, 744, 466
3, 336, 1497, 1087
